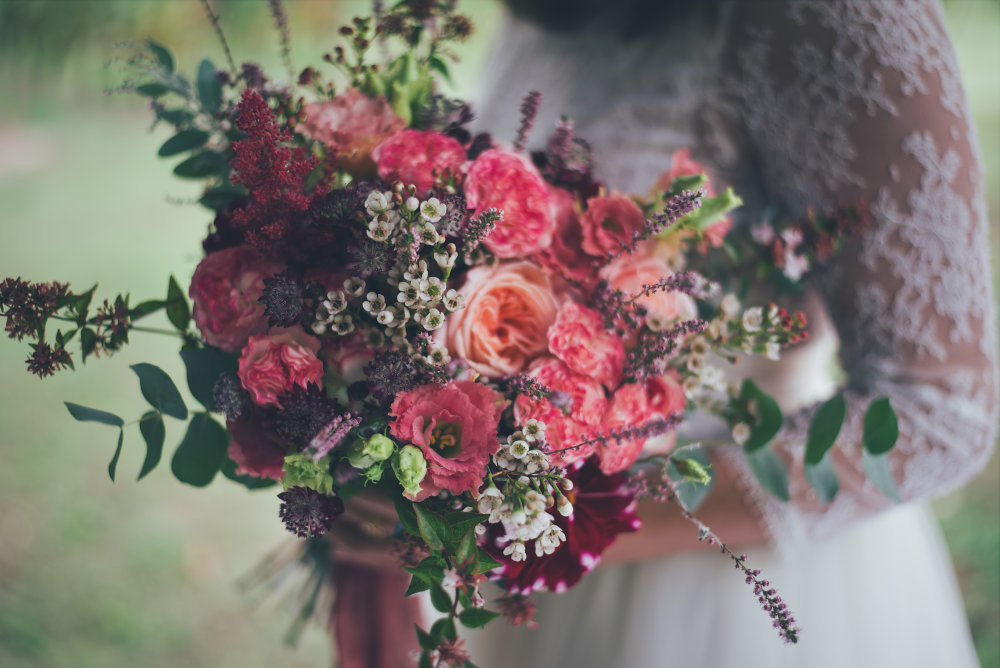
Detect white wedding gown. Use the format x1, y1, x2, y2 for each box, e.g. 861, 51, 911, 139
460, 1, 998, 666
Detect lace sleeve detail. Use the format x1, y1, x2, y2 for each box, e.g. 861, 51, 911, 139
719, 0, 998, 556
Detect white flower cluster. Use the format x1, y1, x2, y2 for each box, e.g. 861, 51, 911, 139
680, 334, 727, 399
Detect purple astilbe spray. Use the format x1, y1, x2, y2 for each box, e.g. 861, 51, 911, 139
626, 319, 707, 380
306, 412, 362, 462
513, 91, 542, 152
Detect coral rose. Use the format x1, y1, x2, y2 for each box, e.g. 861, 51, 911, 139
238, 327, 324, 407
464, 149, 556, 258
226, 413, 287, 481
547, 301, 624, 390
373, 129, 466, 193
389, 381, 505, 501
189, 245, 283, 353
599, 375, 685, 474
299, 89, 405, 177
445, 261, 560, 378
579, 193, 646, 258
599, 242, 697, 328
513, 357, 607, 468
537, 186, 597, 284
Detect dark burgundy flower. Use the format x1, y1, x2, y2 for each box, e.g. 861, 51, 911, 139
278, 486, 345, 538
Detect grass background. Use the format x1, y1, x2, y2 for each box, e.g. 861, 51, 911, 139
0, 1, 996, 666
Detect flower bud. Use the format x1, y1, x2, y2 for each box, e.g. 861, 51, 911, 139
346, 433, 396, 469
392, 444, 428, 499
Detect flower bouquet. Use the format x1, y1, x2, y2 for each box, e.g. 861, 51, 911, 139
0, 1, 900, 665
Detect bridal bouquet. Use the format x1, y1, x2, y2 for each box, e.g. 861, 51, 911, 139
0, 2, 899, 665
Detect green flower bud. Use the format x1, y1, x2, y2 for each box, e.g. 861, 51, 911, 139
346, 433, 397, 470
392, 445, 427, 499
674, 457, 712, 486
282, 453, 334, 495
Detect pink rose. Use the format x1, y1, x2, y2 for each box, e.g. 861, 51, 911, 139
299, 89, 406, 177
599, 243, 698, 327
320, 333, 375, 386
645, 373, 686, 419
373, 129, 466, 193
513, 357, 607, 468
537, 186, 598, 284
189, 245, 283, 353
599, 383, 654, 474
654, 148, 731, 248
547, 301, 624, 390
226, 414, 287, 481
445, 261, 560, 378
579, 193, 646, 258
238, 327, 324, 407
464, 149, 556, 258
389, 381, 505, 501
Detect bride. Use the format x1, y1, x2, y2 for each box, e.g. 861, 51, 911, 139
456, 1, 997, 666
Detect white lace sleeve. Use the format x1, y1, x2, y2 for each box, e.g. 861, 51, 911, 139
719, 0, 999, 556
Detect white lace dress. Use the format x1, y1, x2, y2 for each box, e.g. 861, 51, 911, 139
462, 1, 998, 666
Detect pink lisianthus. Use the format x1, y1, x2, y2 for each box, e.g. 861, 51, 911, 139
238, 327, 324, 407
579, 192, 646, 258
546, 301, 624, 390
226, 413, 287, 481
599, 375, 685, 473
299, 89, 406, 178
464, 149, 556, 259
537, 186, 598, 284
599, 242, 698, 328
189, 245, 283, 353
445, 261, 560, 378
654, 148, 731, 248
372, 129, 466, 193
389, 381, 505, 501
513, 357, 607, 467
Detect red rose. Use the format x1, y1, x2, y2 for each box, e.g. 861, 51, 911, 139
579, 192, 646, 258
373, 129, 466, 192
237, 327, 324, 407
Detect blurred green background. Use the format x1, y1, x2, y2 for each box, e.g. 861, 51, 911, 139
0, 1, 996, 667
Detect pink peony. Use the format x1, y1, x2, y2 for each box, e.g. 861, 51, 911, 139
654, 148, 731, 248
189, 245, 283, 353
373, 129, 466, 193
599, 242, 698, 327
226, 414, 287, 481
599, 375, 685, 474
238, 327, 324, 407
579, 193, 646, 258
513, 357, 607, 467
464, 149, 556, 258
389, 381, 505, 501
299, 89, 406, 177
445, 261, 560, 378
547, 301, 624, 390
537, 186, 598, 284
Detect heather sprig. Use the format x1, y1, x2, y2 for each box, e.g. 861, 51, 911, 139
625, 319, 708, 381
549, 414, 684, 457
513, 90, 542, 152
460, 208, 502, 261
604, 189, 704, 262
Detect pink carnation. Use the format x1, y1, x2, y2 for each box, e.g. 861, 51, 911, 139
513, 357, 606, 467
599, 375, 685, 474
547, 301, 624, 390
238, 327, 324, 407
389, 381, 505, 501
189, 245, 283, 353
226, 413, 286, 481
299, 89, 406, 178
579, 193, 646, 258
654, 148, 731, 248
464, 149, 555, 258
373, 129, 466, 193
599, 242, 697, 327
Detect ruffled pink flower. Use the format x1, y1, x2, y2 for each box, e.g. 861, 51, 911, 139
299, 89, 405, 177
654, 148, 731, 248
320, 333, 375, 386
599, 375, 685, 474
537, 186, 597, 284
445, 261, 560, 378
389, 381, 505, 501
373, 129, 466, 192
579, 193, 646, 258
189, 245, 283, 353
238, 327, 324, 407
547, 301, 624, 390
226, 413, 286, 481
464, 149, 555, 258
513, 357, 606, 467
599, 242, 698, 326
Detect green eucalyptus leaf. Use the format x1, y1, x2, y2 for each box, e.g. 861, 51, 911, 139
862, 397, 899, 455
136, 82, 170, 98
429, 583, 452, 614
130, 299, 166, 319
156, 108, 194, 125
199, 184, 247, 211
137, 410, 165, 480
165, 275, 190, 332
405, 577, 431, 597
196, 59, 223, 114
474, 547, 503, 575
458, 608, 501, 629
158, 129, 210, 157
740, 380, 784, 453
220, 457, 276, 490
180, 347, 238, 411
803, 451, 839, 504
171, 413, 228, 487
804, 393, 846, 465
108, 428, 125, 482
861, 450, 900, 502
130, 363, 188, 420
65, 402, 124, 427
173, 150, 228, 179
414, 505, 447, 552
79, 327, 98, 361
146, 38, 174, 74
393, 496, 420, 536
745, 447, 790, 501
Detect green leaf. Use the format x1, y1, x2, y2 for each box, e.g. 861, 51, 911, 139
804, 393, 846, 465
199, 184, 247, 211
196, 59, 223, 114
454, 530, 477, 564
458, 608, 501, 629
130, 299, 166, 319
220, 457, 276, 490
803, 451, 839, 504
427, 55, 453, 86
165, 275, 190, 332
130, 363, 188, 420
414, 505, 447, 552
171, 413, 229, 487
180, 347, 238, 411
79, 327, 99, 360
740, 380, 784, 452
136, 82, 170, 98
65, 402, 124, 427
137, 410, 165, 480
158, 129, 210, 158
415, 625, 436, 651
108, 429, 125, 482
440, 511, 489, 544
156, 108, 194, 125
430, 614, 456, 641
393, 496, 420, 536
474, 547, 503, 575
745, 448, 789, 501
429, 584, 452, 614
862, 397, 899, 455
173, 150, 228, 179
405, 577, 431, 596
861, 450, 900, 502
146, 38, 175, 74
